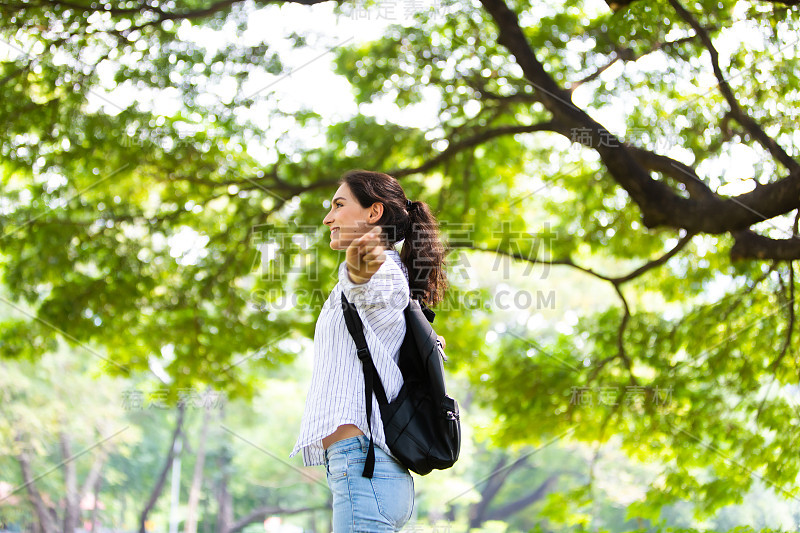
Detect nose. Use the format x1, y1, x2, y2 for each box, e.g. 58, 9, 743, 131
323, 210, 333, 227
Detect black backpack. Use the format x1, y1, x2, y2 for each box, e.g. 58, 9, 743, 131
340, 291, 461, 478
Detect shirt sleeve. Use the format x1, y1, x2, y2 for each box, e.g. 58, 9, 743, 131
339, 257, 408, 309
338, 255, 410, 342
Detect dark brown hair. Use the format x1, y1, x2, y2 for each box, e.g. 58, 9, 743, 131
339, 169, 448, 307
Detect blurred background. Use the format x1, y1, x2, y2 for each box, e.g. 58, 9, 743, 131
1, 0, 800, 531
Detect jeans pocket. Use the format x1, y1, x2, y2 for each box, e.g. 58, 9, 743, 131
370, 473, 414, 529
326, 454, 347, 481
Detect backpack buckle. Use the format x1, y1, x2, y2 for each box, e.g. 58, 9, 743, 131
356, 347, 370, 361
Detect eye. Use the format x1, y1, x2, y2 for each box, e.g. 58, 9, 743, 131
335, 202, 343, 208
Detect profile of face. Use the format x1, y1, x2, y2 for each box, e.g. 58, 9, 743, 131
323, 183, 384, 250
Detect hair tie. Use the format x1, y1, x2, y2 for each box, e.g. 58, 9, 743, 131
406, 199, 416, 211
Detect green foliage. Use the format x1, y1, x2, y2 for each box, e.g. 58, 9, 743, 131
2, 0, 800, 528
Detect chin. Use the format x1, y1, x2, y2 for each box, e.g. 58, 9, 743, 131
330, 237, 351, 250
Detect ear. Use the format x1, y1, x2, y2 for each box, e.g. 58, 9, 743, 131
368, 202, 384, 222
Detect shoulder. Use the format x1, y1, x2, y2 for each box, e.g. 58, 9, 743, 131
385, 248, 408, 278
337, 247, 407, 281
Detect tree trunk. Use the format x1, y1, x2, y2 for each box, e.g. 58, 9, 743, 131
16, 442, 58, 533
82, 448, 108, 531
90, 475, 102, 532
184, 405, 212, 533
139, 404, 186, 533
468, 455, 509, 529
215, 447, 233, 533
308, 508, 318, 533
468, 453, 529, 530
59, 432, 80, 533
121, 494, 127, 531
484, 474, 560, 521
80, 444, 108, 504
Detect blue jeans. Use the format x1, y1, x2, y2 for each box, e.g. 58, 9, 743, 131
324, 435, 414, 532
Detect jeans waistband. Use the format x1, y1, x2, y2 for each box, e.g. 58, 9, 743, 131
324, 434, 369, 462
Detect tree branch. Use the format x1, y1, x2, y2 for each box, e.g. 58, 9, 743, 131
79, 444, 108, 502
667, 0, 799, 173
611, 284, 637, 385
612, 230, 697, 283
568, 54, 620, 93
456, 229, 694, 287
36, 0, 338, 18
390, 121, 564, 178
59, 432, 80, 533
568, 34, 698, 93
229, 505, 329, 533
15, 435, 58, 533
769, 264, 794, 373
139, 404, 186, 533
478, 0, 689, 230
607, 0, 800, 12
479, 0, 800, 240
627, 147, 716, 201
731, 230, 800, 261
459, 233, 695, 387
755, 263, 794, 424
469, 453, 529, 529
461, 73, 541, 105
484, 473, 560, 521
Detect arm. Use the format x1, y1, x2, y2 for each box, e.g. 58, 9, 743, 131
339, 257, 409, 316
339, 225, 409, 346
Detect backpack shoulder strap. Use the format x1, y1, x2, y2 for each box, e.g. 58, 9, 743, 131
340, 292, 390, 478
414, 295, 436, 323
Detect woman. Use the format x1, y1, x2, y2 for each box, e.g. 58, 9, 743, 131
289, 169, 448, 532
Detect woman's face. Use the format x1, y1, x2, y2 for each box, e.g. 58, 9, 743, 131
323, 183, 383, 250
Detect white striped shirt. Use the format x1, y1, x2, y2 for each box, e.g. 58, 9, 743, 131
290, 248, 410, 466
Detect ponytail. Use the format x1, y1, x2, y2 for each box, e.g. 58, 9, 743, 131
400, 199, 448, 306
